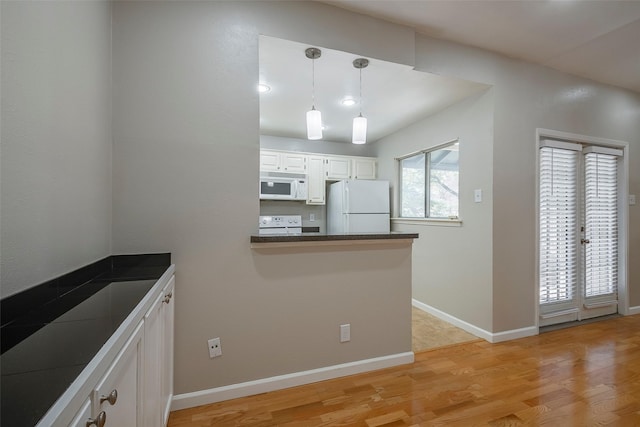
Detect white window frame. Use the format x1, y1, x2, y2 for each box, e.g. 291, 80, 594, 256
394, 138, 461, 226
535, 128, 630, 330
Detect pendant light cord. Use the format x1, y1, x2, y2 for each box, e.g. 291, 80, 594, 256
312, 57, 316, 109
358, 67, 363, 117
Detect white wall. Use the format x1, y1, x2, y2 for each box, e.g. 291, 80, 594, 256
414, 35, 640, 330
0, 1, 112, 297
374, 90, 495, 331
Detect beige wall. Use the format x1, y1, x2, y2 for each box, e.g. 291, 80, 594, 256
3, 0, 639, 400
0, 1, 112, 297
374, 90, 495, 332
111, 1, 415, 395
414, 35, 640, 331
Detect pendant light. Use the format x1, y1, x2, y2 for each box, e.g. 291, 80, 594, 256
352, 58, 369, 145
305, 47, 322, 140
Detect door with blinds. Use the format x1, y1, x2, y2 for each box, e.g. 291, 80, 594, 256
539, 140, 623, 327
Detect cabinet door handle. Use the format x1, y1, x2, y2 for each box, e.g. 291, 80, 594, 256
86, 411, 106, 427
100, 389, 118, 406
163, 291, 173, 304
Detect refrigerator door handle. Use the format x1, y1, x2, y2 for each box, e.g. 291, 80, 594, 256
344, 182, 350, 214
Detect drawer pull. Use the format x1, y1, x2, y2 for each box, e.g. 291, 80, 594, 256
86, 411, 106, 427
100, 389, 118, 406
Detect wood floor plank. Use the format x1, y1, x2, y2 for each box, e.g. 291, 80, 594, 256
168, 315, 640, 426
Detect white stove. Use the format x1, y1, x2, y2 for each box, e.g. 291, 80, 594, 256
258, 215, 302, 235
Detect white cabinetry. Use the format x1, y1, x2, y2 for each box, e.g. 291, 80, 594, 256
37, 269, 175, 427
258, 150, 377, 205
143, 293, 163, 427
325, 156, 377, 180
351, 157, 377, 180
306, 156, 326, 205
161, 279, 175, 425
68, 399, 92, 427
260, 150, 307, 174
325, 156, 352, 180
143, 276, 175, 427
92, 322, 144, 426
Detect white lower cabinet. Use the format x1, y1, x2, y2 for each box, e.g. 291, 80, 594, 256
143, 276, 175, 427
90, 322, 144, 426
68, 399, 91, 427
48, 272, 175, 427
161, 279, 175, 425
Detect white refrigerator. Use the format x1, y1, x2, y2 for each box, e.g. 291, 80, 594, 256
327, 180, 390, 233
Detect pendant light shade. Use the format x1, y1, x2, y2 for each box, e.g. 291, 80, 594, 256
305, 47, 322, 140
306, 108, 322, 140
352, 115, 367, 145
352, 58, 369, 145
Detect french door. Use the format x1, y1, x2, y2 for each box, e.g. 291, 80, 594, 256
538, 139, 623, 327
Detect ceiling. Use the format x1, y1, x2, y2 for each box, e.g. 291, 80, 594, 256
259, 36, 489, 144
322, 0, 640, 94
260, 1, 640, 144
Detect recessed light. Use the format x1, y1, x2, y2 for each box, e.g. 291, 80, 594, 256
258, 83, 271, 93
341, 97, 356, 106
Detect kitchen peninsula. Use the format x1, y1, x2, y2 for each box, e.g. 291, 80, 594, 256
245, 231, 419, 392
251, 231, 418, 246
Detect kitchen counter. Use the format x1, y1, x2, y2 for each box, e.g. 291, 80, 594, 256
0, 253, 172, 427
250, 231, 418, 247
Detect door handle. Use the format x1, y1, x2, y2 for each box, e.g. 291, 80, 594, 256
581, 238, 590, 245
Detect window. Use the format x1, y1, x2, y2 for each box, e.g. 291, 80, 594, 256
399, 142, 459, 218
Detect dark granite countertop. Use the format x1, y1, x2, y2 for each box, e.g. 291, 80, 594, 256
250, 231, 419, 243
0, 253, 171, 427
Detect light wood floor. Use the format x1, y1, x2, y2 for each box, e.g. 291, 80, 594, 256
411, 307, 478, 352
169, 314, 640, 426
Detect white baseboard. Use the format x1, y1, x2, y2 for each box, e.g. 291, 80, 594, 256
171, 352, 414, 411
412, 299, 538, 344
628, 306, 640, 315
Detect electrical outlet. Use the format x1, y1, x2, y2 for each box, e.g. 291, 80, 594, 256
208, 337, 222, 358
310, 213, 315, 222
630, 194, 636, 206
474, 189, 482, 203
340, 324, 350, 343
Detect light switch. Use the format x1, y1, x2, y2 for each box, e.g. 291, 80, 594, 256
630, 195, 636, 206
474, 189, 482, 203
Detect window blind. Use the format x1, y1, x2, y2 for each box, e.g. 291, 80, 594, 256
539, 146, 578, 305
584, 152, 618, 299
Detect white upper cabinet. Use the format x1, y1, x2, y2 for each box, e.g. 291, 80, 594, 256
325, 156, 377, 180
325, 156, 351, 180
259, 149, 377, 205
260, 150, 307, 174
352, 157, 377, 180
259, 150, 280, 172
306, 156, 326, 205
282, 152, 307, 173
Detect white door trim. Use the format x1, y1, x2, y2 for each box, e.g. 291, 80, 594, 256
535, 128, 630, 328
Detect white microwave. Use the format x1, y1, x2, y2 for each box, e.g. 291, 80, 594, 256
259, 176, 307, 201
